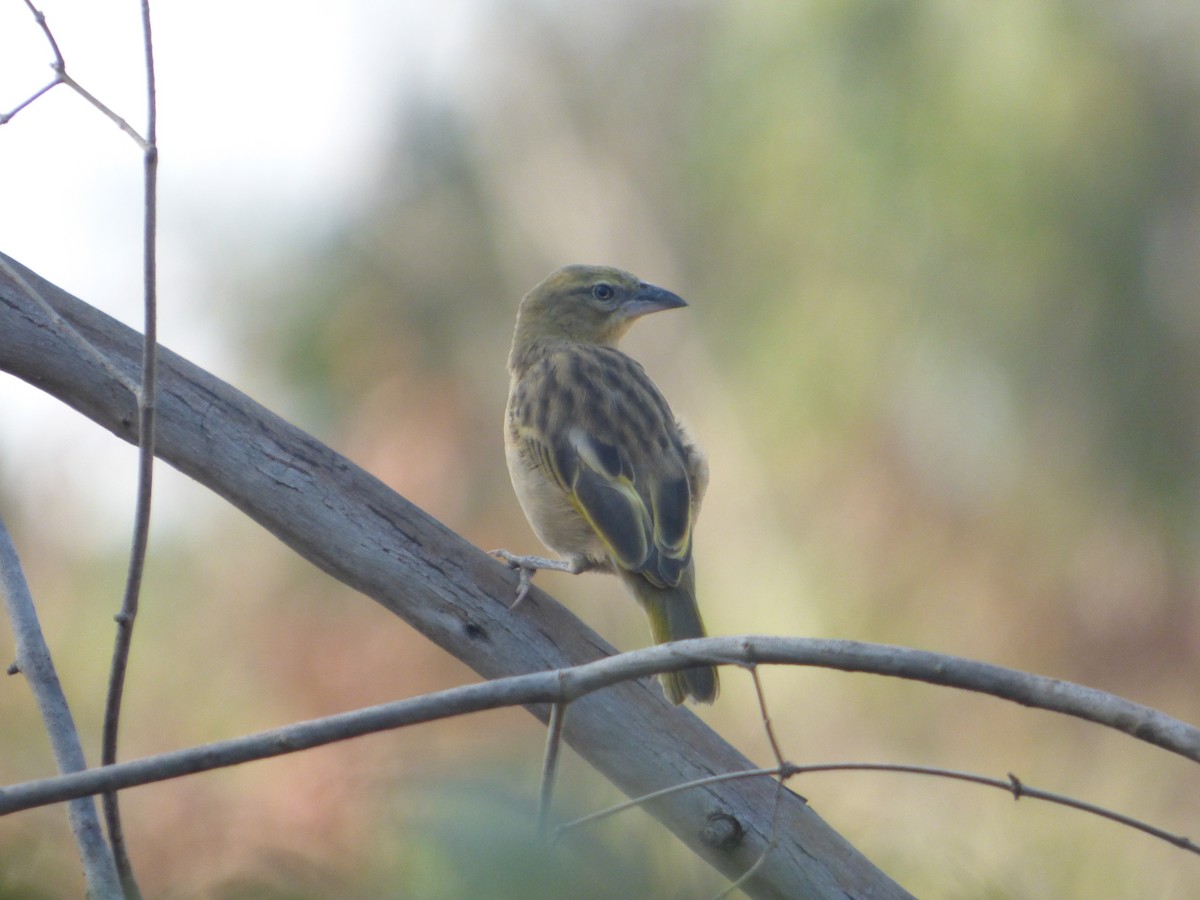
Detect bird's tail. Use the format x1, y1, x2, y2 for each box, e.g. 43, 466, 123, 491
621, 567, 719, 705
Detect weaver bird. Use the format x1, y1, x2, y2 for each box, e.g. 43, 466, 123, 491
492, 264, 718, 705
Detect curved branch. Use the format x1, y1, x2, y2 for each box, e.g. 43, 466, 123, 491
2, 637, 1194, 819
658, 637, 1198, 763
0, 252, 907, 899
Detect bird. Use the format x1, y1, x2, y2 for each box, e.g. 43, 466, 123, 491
492, 264, 718, 705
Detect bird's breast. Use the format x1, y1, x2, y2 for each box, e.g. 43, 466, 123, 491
505, 429, 606, 561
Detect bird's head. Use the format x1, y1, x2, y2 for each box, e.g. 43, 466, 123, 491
512, 265, 687, 356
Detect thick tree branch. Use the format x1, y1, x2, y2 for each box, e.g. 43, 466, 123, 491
0, 252, 908, 899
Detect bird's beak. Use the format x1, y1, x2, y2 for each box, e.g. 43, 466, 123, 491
622, 281, 688, 320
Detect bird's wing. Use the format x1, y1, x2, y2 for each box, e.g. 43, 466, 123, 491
514, 350, 695, 587
562, 425, 655, 571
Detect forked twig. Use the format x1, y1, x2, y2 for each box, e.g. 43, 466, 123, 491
3, 1, 150, 150
556, 757, 1199, 861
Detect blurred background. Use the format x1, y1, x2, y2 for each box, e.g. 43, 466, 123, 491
2, 0, 1199, 896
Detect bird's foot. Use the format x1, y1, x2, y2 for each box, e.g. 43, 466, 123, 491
488, 549, 577, 609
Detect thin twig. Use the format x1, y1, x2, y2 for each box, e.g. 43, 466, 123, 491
5, 0, 71, 129
23, 0, 65, 65
100, 3, 158, 896
0, 515, 123, 898
717, 777, 785, 899
57, 72, 152, 151
750, 665, 784, 768
553, 767, 783, 838
561, 754, 1200, 864
538, 702, 568, 837
5, 1, 151, 149
787, 762, 1200, 855
0, 81, 59, 125
1, 4, 143, 398
0, 670, 591, 816
713, 668, 787, 898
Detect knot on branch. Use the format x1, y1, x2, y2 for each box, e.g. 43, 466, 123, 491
701, 812, 745, 851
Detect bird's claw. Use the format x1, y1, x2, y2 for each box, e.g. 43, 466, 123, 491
489, 548, 550, 609
489, 549, 590, 608
511, 567, 534, 609
488, 548, 520, 567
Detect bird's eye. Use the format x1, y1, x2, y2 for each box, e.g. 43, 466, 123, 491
592, 283, 616, 302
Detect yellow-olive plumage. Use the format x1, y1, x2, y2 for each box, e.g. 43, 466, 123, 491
496, 264, 718, 704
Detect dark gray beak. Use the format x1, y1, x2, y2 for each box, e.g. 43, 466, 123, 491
622, 281, 687, 319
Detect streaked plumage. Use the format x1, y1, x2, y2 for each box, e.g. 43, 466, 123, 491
493, 264, 718, 704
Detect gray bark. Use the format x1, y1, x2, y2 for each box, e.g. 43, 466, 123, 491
0, 252, 910, 899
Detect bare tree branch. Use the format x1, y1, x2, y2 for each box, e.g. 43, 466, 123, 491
0, 515, 123, 899
101, 2, 159, 893
0, 1, 68, 127
1, 1, 151, 148
0, 667, 587, 816
776, 764, 1198, 855
538, 700, 568, 836
2, 642, 1193, 862
0, 252, 908, 899
0, 256, 137, 394
562, 758, 1199, 857
705, 637, 1199, 762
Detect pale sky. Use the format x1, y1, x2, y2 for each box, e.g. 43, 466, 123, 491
0, 0, 476, 538
1, 0, 474, 331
